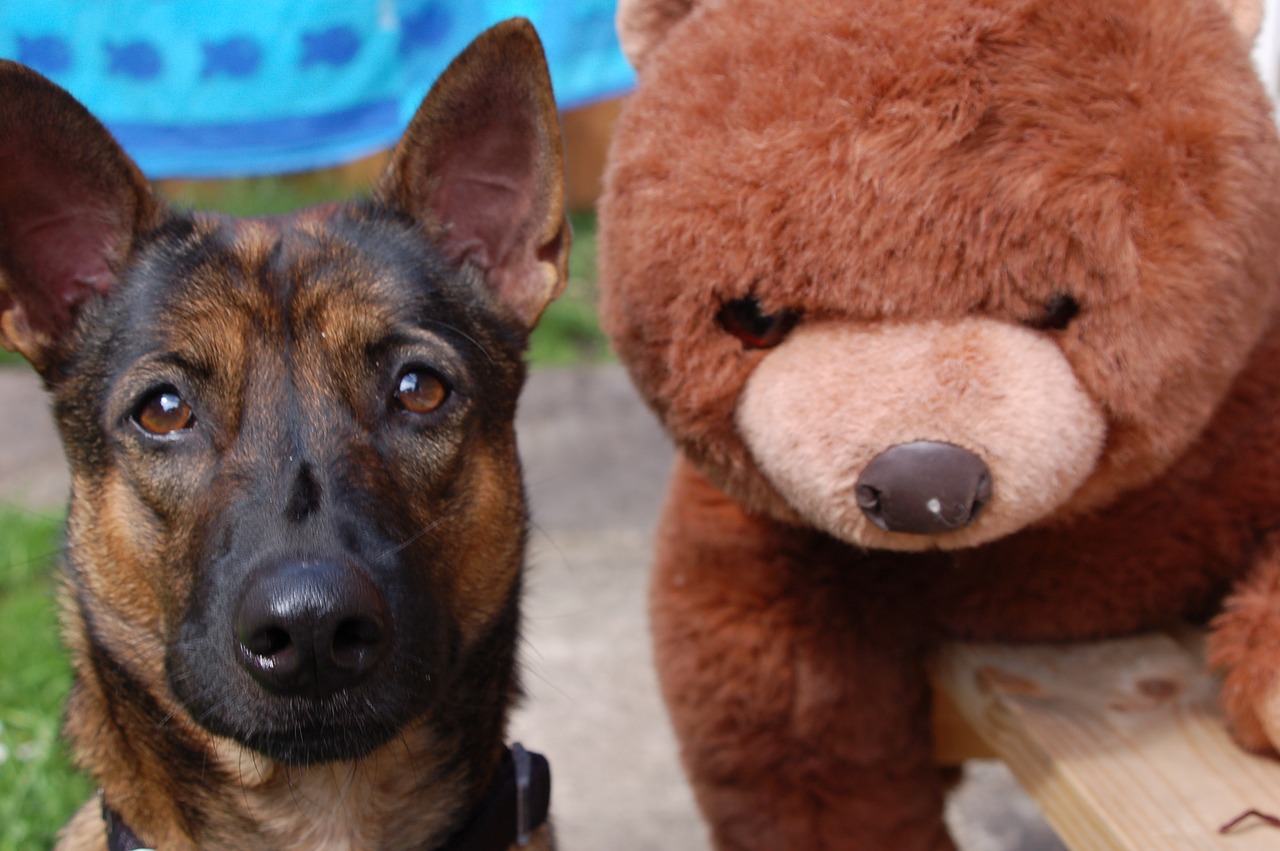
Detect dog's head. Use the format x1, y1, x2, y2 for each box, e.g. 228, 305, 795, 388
0, 19, 567, 766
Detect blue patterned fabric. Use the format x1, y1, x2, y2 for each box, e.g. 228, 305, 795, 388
1, 2, 634, 177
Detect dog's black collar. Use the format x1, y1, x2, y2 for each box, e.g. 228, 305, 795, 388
102, 799, 151, 851
443, 743, 552, 851
102, 743, 551, 851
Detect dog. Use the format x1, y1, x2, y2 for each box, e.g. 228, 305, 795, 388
0, 18, 566, 850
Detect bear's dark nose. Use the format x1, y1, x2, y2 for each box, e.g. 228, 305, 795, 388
855, 441, 992, 535
233, 559, 390, 699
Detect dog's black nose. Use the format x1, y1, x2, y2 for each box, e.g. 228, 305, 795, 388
233, 559, 390, 699
855, 441, 992, 535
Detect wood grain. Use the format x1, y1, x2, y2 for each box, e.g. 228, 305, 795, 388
932, 632, 1280, 849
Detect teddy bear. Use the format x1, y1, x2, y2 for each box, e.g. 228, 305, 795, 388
596, 0, 1280, 847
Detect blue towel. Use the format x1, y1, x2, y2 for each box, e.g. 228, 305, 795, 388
1, 2, 635, 178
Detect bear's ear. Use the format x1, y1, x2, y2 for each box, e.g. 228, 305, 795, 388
0, 60, 157, 372
375, 18, 569, 331
1220, 0, 1263, 41
617, 0, 697, 71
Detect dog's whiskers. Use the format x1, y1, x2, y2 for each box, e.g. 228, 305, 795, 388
374, 512, 457, 562
424, 318, 495, 366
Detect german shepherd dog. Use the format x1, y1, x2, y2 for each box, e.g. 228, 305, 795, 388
0, 18, 566, 850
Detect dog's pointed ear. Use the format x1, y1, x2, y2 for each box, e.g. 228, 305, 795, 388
376, 18, 569, 331
617, 0, 696, 71
0, 60, 157, 371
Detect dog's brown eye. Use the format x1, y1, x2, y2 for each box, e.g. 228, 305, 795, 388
1029, 293, 1081, 331
394, 369, 449, 414
718, 297, 800, 349
135, 389, 194, 436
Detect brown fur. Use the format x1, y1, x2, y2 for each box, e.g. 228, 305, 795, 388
0, 19, 565, 851
599, 0, 1280, 847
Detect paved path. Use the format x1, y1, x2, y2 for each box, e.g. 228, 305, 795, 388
0, 365, 1063, 851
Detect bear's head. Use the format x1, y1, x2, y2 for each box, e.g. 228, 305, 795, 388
599, 0, 1280, 551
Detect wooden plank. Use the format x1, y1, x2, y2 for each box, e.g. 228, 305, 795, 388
932, 633, 1280, 850
561, 97, 624, 211
933, 684, 997, 764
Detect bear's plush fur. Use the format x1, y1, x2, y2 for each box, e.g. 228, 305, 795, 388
598, 0, 1280, 847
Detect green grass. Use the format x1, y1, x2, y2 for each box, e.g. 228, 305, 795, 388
159, 171, 373, 218
529, 210, 610, 365
0, 507, 89, 851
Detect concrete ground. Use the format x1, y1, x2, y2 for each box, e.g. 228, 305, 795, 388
0, 364, 1065, 851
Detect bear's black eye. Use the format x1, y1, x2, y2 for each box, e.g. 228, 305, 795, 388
717, 297, 800, 349
1029, 293, 1080, 331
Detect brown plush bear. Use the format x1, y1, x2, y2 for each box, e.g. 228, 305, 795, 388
597, 0, 1280, 847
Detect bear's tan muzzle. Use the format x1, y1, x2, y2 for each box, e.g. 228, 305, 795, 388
736, 318, 1106, 551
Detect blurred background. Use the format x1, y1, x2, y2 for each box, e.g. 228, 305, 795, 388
2, 0, 635, 370
3, 2, 1280, 848
2, 1, 633, 177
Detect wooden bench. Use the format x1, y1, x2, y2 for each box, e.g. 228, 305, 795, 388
930, 630, 1280, 849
